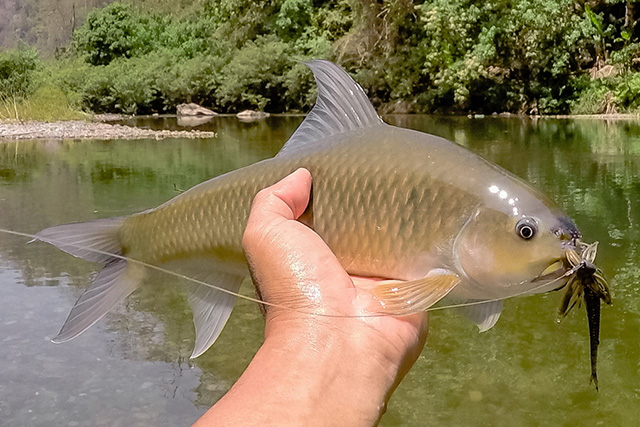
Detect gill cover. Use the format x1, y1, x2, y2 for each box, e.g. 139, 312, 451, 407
453, 208, 567, 299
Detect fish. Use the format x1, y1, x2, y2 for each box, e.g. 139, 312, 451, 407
34, 60, 610, 382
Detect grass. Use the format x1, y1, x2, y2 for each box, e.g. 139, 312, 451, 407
0, 85, 87, 122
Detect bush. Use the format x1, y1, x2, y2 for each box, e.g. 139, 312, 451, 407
0, 48, 40, 98
151, 52, 226, 111
411, 0, 596, 114
215, 36, 297, 112
616, 72, 640, 112
77, 58, 157, 114
569, 78, 614, 115
73, 2, 157, 66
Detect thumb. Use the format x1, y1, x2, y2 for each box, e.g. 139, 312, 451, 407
245, 168, 312, 231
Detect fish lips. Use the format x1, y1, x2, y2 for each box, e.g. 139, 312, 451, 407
531, 259, 573, 292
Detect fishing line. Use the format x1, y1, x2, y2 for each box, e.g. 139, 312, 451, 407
0, 228, 290, 311
0, 227, 577, 320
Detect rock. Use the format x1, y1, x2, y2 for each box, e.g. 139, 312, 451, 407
236, 110, 270, 122
176, 103, 217, 116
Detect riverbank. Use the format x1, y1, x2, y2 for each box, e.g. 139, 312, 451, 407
0, 118, 218, 140
3, 113, 640, 141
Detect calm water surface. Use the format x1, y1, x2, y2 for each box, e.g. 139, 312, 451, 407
1, 116, 639, 426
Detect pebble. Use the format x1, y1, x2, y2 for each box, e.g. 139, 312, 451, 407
0, 120, 218, 140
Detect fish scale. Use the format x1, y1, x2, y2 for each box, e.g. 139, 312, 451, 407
118, 131, 478, 283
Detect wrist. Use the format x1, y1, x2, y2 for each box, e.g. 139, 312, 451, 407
259, 320, 396, 425
199, 315, 418, 427
196, 307, 427, 426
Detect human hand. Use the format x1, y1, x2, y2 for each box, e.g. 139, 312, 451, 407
243, 167, 428, 384
195, 168, 428, 426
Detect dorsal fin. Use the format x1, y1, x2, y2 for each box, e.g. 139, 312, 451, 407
277, 60, 383, 157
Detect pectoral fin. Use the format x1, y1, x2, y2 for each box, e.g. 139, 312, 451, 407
186, 272, 244, 359
372, 271, 460, 315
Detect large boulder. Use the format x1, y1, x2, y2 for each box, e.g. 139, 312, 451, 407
176, 103, 217, 116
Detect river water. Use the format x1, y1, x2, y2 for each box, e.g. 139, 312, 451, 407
0, 115, 638, 426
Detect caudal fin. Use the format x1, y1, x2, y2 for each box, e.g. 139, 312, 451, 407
35, 218, 146, 342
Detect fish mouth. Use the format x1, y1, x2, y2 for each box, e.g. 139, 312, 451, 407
531, 241, 612, 301
532, 259, 572, 290
530, 238, 583, 290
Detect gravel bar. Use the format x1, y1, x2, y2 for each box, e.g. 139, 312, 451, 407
0, 120, 218, 140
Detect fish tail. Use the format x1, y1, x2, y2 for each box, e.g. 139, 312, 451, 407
35, 217, 146, 343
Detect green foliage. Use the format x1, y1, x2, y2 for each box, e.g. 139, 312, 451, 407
611, 43, 640, 69
569, 78, 614, 115
215, 36, 295, 111
76, 58, 157, 114
276, 0, 313, 41
4, 0, 640, 117
406, 0, 598, 113
0, 85, 86, 121
0, 48, 40, 98
569, 72, 640, 115
73, 3, 156, 66
152, 53, 225, 109
616, 73, 640, 111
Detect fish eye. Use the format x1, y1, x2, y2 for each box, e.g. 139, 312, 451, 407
516, 218, 538, 240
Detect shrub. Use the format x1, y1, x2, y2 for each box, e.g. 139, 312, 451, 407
78, 58, 157, 114
570, 79, 614, 115
0, 48, 40, 98
152, 52, 226, 111
616, 72, 640, 112
215, 36, 296, 112
73, 2, 157, 66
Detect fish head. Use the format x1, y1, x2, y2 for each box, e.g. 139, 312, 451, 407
453, 203, 580, 299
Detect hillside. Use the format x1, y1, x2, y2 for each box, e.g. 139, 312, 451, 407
0, 0, 112, 54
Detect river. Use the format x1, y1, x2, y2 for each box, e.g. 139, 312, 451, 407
0, 115, 638, 425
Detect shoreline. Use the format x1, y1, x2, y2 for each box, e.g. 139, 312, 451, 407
0, 118, 218, 141
2, 113, 639, 141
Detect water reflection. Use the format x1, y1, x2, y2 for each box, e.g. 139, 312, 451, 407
1, 116, 639, 425
177, 116, 215, 128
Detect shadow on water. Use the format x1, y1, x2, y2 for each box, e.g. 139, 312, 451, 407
1, 115, 639, 425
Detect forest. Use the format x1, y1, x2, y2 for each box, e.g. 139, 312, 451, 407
0, 0, 639, 118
